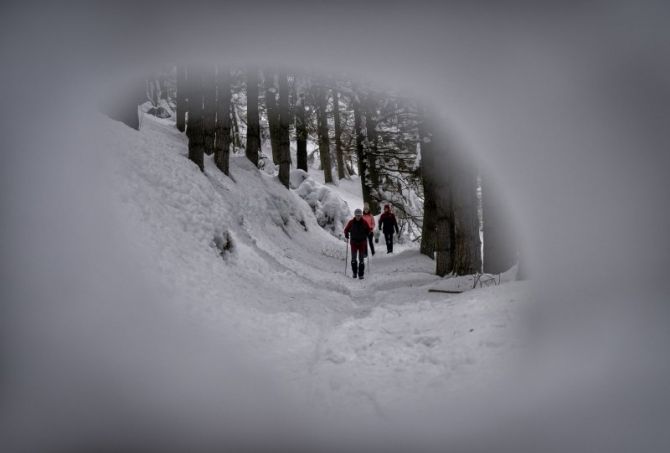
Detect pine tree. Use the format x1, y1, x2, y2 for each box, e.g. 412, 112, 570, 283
277, 71, 291, 188
214, 66, 232, 175
264, 70, 281, 164
333, 89, 346, 179
451, 161, 481, 275
295, 79, 308, 172
315, 83, 333, 183
186, 65, 205, 172
418, 108, 437, 258
420, 114, 453, 275
245, 67, 260, 167
176, 65, 187, 132
363, 93, 381, 213
353, 91, 372, 207
202, 66, 217, 155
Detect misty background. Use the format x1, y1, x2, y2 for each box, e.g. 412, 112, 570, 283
2, 1, 669, 451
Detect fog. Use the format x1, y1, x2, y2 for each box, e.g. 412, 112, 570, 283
2, 1, 669, 451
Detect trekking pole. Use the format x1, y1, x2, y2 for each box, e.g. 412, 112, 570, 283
344, 238, 349, 276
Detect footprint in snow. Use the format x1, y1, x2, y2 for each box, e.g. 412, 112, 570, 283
415, 336, 441, 348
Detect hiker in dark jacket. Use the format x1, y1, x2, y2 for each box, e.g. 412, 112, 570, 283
344, 208, 372, 279
378, 204, 400, 253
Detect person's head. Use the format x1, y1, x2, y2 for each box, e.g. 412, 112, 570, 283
383, 204, 390, 212
354, 208, 363, 219
363, 202, 370, 214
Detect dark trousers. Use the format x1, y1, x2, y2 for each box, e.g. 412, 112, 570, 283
350, 240, 367, 276
367, 232, 375, 255
384, 232, 394, 253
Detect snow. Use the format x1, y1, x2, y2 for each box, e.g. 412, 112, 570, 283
293, 170, 351, 238
104, 113, 531, 436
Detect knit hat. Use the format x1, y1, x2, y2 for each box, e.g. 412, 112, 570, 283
354, 208, 363, 216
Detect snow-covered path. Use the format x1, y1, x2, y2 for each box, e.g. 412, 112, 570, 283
105, 113, 530, 421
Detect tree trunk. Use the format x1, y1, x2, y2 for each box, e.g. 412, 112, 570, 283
202, 66, 217, 155
295, 81, 308, 172
186, 65, 205, 172
418, 108, 436, 258
277, 72, 291, 188
315, 84, 333, 184
451, 158, 481, 275
420, 106, 455, 275
214, 66, 232, 175
420, 176, 438, 259
245, 67, 260, 167
353, 93, 372, 207
176, 65, 187, 132
231, 101, 241, 149
264, 70, 281, 165
435, 209, 454, 277
333, 90, 345, 179
482, 172, 518, 274
364, 94, 381, 213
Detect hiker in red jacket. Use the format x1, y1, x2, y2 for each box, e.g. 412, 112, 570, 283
362, 203, 376, 256
344, 208, 372, 279
378, 204, 400, 253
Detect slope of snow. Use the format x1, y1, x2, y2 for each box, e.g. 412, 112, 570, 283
104, 113, 532, 434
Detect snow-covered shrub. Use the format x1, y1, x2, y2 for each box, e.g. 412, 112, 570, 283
258, 154, 276, 176
289, 169, 309, 189
294, 176, 350, 238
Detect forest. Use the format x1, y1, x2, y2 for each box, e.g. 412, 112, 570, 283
110, 64, 520, 278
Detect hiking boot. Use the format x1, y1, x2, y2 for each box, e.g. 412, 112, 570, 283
359, 274, 364, 279
352, 273, 358, 279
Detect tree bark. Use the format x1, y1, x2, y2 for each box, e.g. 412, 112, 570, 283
245, 67, 260, 167
418, 108, 436, 258
435, 209, 454, 277
333, 89, 346, 179
450, 155, 481, 275
231, 100, 241, 149
420, 175, 438, 259
353, 93, 372, 207
364, 94, 381, 213
295, 81, 308, 172
214, 66, 232, 175
420, 107, 455, 275
202, 66, 217, 155
176, 65, 187, 132
277, 71, 291, 188
315, 84, 333, 183
264, 70, 281, 165
451, 174, 478, 275
186, 65, 205, 172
